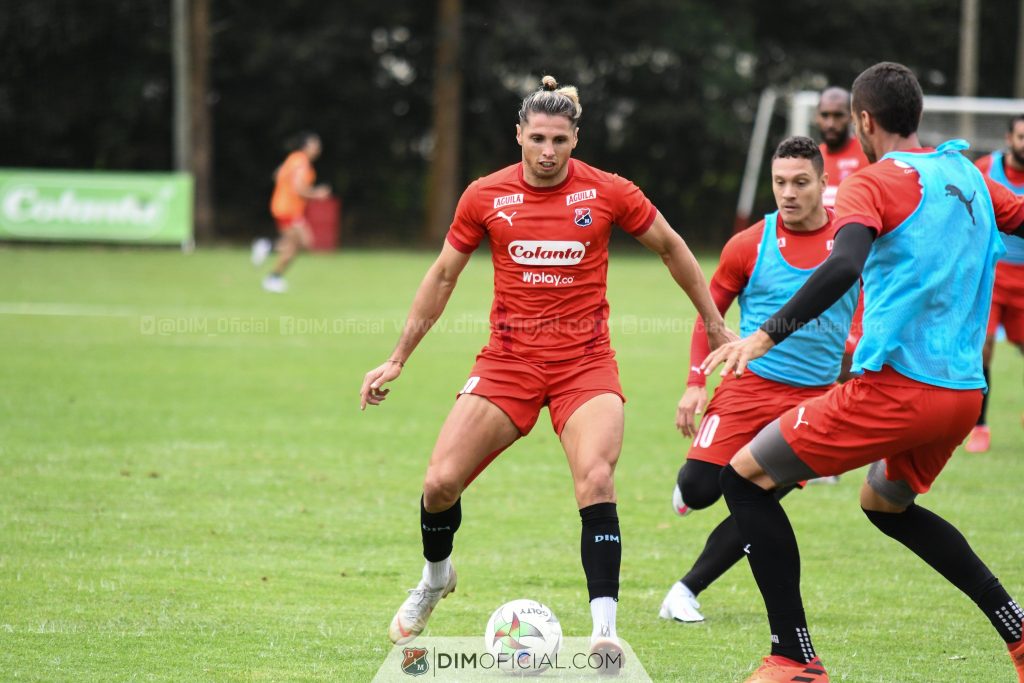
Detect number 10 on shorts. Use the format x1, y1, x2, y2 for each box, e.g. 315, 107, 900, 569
693, 414, 720, 449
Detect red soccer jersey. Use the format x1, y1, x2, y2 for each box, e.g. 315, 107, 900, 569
687, 210, 841, 387
820, 138, 870, 208
834, 148, 1024, 237
446, 159, 657, 362
976, 153, 1024, 186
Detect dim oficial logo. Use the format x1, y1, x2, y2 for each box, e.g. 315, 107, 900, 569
401, 647, 429, 676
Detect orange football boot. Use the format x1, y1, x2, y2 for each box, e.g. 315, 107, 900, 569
744, 655, 829, 683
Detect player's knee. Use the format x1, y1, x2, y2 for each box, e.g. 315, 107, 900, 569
676, 463, 722, 510
576, 461, 615, 502
423, 471, 462, 511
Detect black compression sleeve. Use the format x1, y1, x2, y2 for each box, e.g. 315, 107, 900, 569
759, 223, 875, 345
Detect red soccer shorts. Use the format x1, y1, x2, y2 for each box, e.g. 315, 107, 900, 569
779, 366, 982, 495
274, 215, 305, 231
987, 261, 1024, 344
687, 371, 832, 467
457, 346, 625, 436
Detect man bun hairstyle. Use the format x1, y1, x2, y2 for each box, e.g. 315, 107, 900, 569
518, 75, 582, 127
851, 62, 923, 137
772, 135, 824, 176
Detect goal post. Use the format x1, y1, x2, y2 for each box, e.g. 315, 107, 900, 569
735, 90, 1024, 233
788, 90, 1024, 156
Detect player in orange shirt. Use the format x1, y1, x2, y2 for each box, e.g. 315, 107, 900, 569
705, 62, 1024, 683
965, 114, 1024, 452
360, 76, 731, 669
261, 131, 330, 293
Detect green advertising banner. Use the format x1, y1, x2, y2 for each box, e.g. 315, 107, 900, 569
0, 169, 193, 244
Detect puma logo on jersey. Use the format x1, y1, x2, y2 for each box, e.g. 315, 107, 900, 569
945, 184, 976, 225
794, 406, 810, 430
496, 210, 517, 226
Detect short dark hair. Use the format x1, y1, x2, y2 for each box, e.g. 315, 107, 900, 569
772, 135, 824, 175
289, 131, 320, 152
851, 62, 923, 137
1010, 114, 1024, 132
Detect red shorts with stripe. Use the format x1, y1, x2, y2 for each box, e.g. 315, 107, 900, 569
687, 371, 832, 467
988, 261, 1024, 343
458, 346, 624, 436
778, 366, 982, 494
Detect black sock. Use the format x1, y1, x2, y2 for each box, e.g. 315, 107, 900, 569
865, 505, 1023, 643
580, 502, 620, 601
682, 485, 799, 596
978, 365, 990, 425
720, 466, 815, 664
421, 496, 461, 562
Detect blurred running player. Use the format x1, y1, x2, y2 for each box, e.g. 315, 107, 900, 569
359, 76, 730, 666
704, 62, 1024, 683
262, 131, 330, 293
660, 136, 857, 623
966, 114, 1024, 452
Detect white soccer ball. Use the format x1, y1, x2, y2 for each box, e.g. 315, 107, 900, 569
484, 599, 562, 676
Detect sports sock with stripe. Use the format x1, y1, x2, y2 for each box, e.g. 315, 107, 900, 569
720, 465, 816, 664
864, 504, 1022, 643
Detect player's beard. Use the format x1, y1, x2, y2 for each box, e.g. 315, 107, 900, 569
1011, 146, 1024, 168
822, 130, 847, 153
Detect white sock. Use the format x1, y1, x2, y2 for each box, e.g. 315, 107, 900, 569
590, 597, 617, 639
422, 557, 451, 589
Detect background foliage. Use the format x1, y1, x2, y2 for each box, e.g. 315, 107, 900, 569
0, 0, 1018, 245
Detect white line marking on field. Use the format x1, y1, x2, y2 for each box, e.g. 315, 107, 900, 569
0, 302, 139, 318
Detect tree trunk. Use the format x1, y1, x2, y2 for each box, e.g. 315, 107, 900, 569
190, 0, 214, 243
423, 0, 462, 244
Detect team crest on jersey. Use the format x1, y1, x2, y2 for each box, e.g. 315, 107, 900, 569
493, 193, 524, 209
574, 207, 593, 227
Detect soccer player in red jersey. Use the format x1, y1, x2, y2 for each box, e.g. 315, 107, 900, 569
704, 62, 1024, 682
659, 137, 858, 624
966, 114, 1024, 452
359, 76, 730, 664
816, 87, 870, 210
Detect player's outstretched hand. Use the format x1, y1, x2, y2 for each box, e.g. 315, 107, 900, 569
705, 324, 739, 351
676, 386, 709, 438
360, 360, 403, 410
701, 329, 774, 379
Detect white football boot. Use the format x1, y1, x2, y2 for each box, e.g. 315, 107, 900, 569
262, 274, 287, 293
658, 581, 704, 623
251, 238, 272, 266
388, 565, 457, 644
672, 484, 693, 517
589, 625, 625, 676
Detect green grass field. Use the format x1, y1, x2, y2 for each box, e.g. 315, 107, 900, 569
1, 245, 1022, 682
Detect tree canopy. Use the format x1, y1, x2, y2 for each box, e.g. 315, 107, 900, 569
0, 0, 1018, 246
